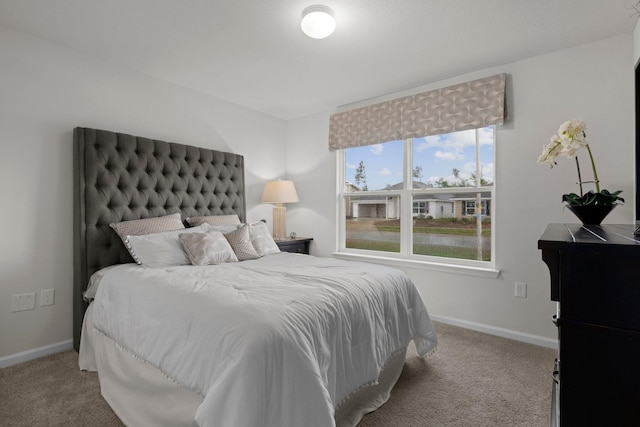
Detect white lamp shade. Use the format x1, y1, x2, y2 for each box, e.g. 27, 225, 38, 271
261, 180, 299, 204
301, 5, 336, 39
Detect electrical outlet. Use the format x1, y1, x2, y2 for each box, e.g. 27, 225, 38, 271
515, 282, 527, 298
40, 289, 55, 306
11, 293, 36, 312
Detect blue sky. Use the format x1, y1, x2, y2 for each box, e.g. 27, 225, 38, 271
345, 126, 494, 191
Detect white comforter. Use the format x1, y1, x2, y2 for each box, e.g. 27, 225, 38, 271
92, 253, 437, 427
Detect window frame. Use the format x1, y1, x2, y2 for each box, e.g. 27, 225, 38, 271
336, 128, 497, 274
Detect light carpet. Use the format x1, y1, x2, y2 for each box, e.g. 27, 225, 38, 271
0, 322, 555, 426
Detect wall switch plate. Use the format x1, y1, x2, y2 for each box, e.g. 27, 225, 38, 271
40, 289, 55, 306
515, 282, 527, 298
11, 293, 36, 312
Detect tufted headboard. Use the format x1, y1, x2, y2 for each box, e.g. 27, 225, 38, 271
73, 127, 246, 350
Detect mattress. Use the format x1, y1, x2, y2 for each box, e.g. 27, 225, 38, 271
80, 252, 437, 426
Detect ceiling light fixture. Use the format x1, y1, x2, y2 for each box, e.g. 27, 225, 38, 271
301, 5, 336, 39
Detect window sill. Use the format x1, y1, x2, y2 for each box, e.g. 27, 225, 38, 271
331, 251, 501, 279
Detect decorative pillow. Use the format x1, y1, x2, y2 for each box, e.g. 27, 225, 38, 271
186, 214, 241, 227
201, 223, 240, 234
110, 213, 185, 245
248, 221, 280, 257
179, 231, 238, 266
126, 225, 208, 268
224, 224, 261, 261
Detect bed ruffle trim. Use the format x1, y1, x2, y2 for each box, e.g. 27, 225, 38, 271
334, 337, 437, 410
93, 328, 206, 398
421, 346, 438, 359
334, 341, 403, 410
94, 328, 437, 408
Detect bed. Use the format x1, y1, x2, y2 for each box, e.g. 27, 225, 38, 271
73, 127, 437, 427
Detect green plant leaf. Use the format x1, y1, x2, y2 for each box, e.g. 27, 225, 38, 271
561, 190, 624, 206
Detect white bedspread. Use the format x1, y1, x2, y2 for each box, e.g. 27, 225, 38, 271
92, 253, 437, 427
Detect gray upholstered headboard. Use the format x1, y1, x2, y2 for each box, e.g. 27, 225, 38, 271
73, 127, 246, 349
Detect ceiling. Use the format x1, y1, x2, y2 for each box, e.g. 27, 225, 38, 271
0, 0, 637, 120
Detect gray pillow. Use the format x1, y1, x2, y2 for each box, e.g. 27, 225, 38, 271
179, 231, 238, 266
224, 224, 261, 261
110, 213, 185, 245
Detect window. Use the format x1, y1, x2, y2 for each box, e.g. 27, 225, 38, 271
464, 201, 477, 215
339, 126, 494, 267
463, 200, 490, 216
413, 201, 427, 215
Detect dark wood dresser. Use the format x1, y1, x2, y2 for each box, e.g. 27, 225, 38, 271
275, 237, 313, 254
538, 223, 640, 426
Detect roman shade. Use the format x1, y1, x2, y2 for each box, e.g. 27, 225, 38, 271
328, 73, 507, 151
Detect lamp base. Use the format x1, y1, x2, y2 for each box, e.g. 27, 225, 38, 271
272, 205, 287, 240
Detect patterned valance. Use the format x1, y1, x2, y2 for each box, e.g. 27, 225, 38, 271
328, 73, 507, 151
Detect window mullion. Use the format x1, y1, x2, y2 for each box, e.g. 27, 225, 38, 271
337, 149, 346, 252
401, 139, 413, 256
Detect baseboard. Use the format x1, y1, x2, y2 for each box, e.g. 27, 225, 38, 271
430, 314, 558, 350
0, 339, 74, 368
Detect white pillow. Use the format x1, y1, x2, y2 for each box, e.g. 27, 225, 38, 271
202, 223, 240, 233
126, 225, 209, 268
248, 221, 280, 256
186, 214, 241, 227
179, 231, 238, 266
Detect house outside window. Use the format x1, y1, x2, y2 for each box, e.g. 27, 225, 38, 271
339, 126, 495, 266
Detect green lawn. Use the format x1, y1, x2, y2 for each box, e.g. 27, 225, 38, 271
375, 225, 491, 237
347, 239, 400, 253
345, 218, 491, 261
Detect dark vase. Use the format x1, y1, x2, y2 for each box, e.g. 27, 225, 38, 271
566, 204, 616, 225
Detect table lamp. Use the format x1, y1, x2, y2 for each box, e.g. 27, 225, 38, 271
261, 180, 299, 240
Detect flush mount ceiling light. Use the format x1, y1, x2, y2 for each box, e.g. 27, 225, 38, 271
301, 5, 336, 39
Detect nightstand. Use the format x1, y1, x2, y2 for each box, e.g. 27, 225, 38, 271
275, 237, 313, 254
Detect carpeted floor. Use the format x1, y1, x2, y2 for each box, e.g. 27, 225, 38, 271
0, 322, 556, 427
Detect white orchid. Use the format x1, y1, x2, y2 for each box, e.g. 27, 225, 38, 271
558, 119, 587, 142
538, 119, 587, 166
537, 135, 564, 167
537, 119, 623, 208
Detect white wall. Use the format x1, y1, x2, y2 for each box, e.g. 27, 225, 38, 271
0, 25, 286, 360
287, 33, 635, 345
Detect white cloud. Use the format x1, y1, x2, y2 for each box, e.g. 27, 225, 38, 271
463, 161, 477, 174
346, 162, 356, 169
415, 126, 494, 151
435, 150, 464, 161
379, 167, 392, 176
414, 140, 433, 152
478, 127, 495, 146
480, 162, 494, 181
462, 161, 494, 182
369, 144, 383, 155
